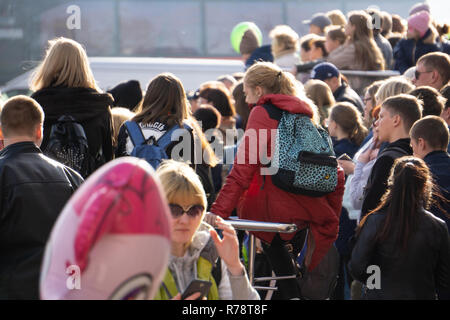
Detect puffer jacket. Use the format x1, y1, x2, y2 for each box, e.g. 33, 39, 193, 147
0, 142, 84, 299
393, 28, 442, 74
348, 208, 450, 299
210, 94, 345, 271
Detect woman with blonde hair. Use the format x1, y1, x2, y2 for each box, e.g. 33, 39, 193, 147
327, 11, 385, 71
327, 10, 347, 27
304, 79, 336, 126
374, 77, 415, 105
153, 160, 260, 300
269, 25, 300, 70
31, 37, 114, 177
210, 61, 345, 300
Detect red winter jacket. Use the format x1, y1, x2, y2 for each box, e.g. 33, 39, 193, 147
210, 94, 345, 271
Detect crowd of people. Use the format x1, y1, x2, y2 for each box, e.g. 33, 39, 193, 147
0, 2, 449, 300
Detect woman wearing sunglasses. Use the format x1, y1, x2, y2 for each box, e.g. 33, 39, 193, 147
154, 160, 259, 300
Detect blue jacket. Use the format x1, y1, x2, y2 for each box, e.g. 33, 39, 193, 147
245, 45, 273, 70
424, 150, 450, 231
393, 29, 441, 74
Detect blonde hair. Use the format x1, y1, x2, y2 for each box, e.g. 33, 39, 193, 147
156, 160, 207, 213
30, 37, 100, 92
327, 10, 347, 27
269, 25, 300, 59
305, 79, 336, 124
375, 77, 415, 105
244, 61, 320, 125
111, 107, 135, 148
244, 61, 298, 97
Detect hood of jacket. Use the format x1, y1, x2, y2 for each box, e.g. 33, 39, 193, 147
31, 86, 114, 122
167, 222, 218, 292
256, 94, 314, 118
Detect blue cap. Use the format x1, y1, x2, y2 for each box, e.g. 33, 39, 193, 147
310, 62, 340, 81
303, 13, 332, 30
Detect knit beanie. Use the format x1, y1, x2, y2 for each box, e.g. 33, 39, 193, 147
239, 29, 259, 55
107, 80, 143, 111
409, 2, 430, 16
407, 11, 430, 38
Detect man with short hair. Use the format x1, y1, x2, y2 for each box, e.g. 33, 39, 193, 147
410, 115, 450, 300
410, 115, 450, 230
409, 85, 446, 117
360, 94, 422, 219
413, 52, 450, 90
311, 62, 364, 114
303, 12, 332, 36
0, 95, 83, 299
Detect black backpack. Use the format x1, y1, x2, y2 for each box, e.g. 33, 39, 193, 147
44, 115, 95, 178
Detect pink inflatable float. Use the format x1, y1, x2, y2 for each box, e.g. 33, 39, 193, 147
40, 157, 172, 300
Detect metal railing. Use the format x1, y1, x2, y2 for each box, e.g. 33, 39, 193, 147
225, 217, 299, 293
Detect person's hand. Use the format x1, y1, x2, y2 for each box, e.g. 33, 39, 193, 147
337, 159, 355, 175
209, 221, 244, 276
171, 292, 205, 300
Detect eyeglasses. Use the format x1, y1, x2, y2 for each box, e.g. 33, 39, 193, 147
363, 97, 372, 103
415, 69, 433, 79
169, 204, 204, 218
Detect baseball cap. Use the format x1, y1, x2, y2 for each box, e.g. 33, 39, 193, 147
310, 62, 340, 81
303, 13, 332, 30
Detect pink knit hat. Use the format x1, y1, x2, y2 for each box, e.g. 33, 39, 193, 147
407, 11, 430, 37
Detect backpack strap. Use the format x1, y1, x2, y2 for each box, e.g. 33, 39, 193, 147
156, 123, 191, 149
261, 103, 283, 121
124, 121, 145, 147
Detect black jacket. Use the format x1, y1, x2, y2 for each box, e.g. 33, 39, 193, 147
0, 142, 84, 299
348, 208, 450, 299
31, 86, 114, 172
361, 138, 412, 219
334, 83, 364, 114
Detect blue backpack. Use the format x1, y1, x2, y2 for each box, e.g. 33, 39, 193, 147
263, 104, 338, 197
124, 121, 189, 169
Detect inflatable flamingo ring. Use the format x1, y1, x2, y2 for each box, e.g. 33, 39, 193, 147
40, 157, 172, 300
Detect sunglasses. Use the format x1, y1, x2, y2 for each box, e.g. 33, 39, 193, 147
415, 69, 432, 79
169, 204, 204, 218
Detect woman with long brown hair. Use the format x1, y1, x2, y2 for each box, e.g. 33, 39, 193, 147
116, 72, 218, 207
348, 157, 450, 299
327, 11, 385, 71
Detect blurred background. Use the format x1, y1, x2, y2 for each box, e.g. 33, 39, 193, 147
1, 0, 447, 86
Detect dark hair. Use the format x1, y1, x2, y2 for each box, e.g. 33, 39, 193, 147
410, 115, 450, 151
232, 82, 250, 129
358, 157, 434, 250
325, 25, 346, 45
193, 105, 222, 132
330, 102, 368, 146
409, 86, 445, 117
311, 37, 328, 57
1, 95, 44, 137
199, 87, 236, 117
133, 73, 189, 127
382, 94, 423, 133
440, 84, 450, 109
300, 34, 320, 52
